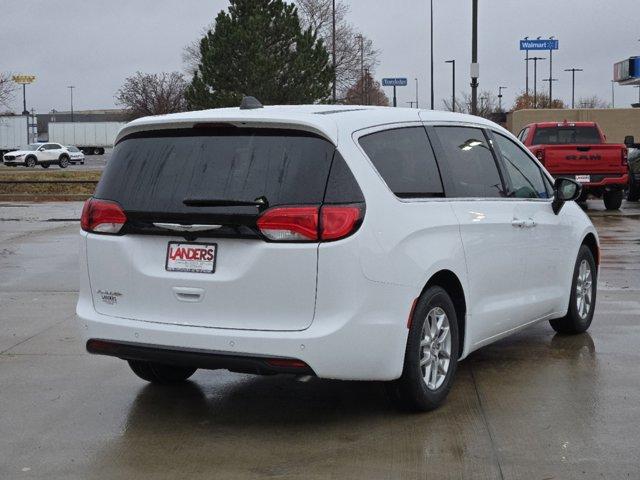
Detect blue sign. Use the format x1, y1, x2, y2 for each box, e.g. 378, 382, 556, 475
382, 78, 408, 87
519, 39, 559, 51
614, 56, 640, 84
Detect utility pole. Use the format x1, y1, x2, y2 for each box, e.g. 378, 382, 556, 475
415, 78, 419, 109
445, 60, 456, 112
530, 57, 545, 108
364, 67, 370, 105
523, 37, 530, 96
332, 0, 336, 103
470, 0, 479, 115
67, 86, 75, 122
429, 0, 434, 110
498, 86, 507, 112
548, 36, 555, 102
611, 80, 615, 108
356, 34, 364, 105
564, 68, 582, 109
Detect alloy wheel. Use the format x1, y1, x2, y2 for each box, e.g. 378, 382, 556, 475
420, 307, 452, 390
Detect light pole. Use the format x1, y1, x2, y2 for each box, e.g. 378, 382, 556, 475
523, 36, 530, 96
67, 86, 75, 122
529, 57, 545, 108
332, 0, 336, 103
415, 78, 419, 109
355, 34, 364, 105
564, 68, 582, 109
429, 0, 434, 110
470, 0, 478, 115
542, 78, 558, 106
498, 86, 507, 112
445, 60, 455, 112
548, 36, 555, 102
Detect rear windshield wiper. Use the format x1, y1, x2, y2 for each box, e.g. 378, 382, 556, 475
183, 196, 269, 209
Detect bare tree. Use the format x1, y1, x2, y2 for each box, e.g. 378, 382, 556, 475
115, 72, 188, 119
296, 0, 380, 100
182, 24, 213, 76
0, 72, 17, 110
576, 95, 609, 109
442, 90, 501, 118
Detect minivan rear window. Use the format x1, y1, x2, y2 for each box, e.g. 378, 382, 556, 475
95, 128, 335, 217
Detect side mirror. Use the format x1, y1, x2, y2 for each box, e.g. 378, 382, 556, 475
552, 177, 581, 215
624, 135, 635, 147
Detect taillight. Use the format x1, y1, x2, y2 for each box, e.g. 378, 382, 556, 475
622, 148, 628, 166
536, 149, 545, 164
257, 206, 319, 241
80, 198, 127, 234
320, 205, 362, 240
256, 204, 363, 242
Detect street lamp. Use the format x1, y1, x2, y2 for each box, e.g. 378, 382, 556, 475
527, 56, 545, 108
611, 80, 615, 108
429, 0, 434, 110
355, 34, 364, 105
67, 86, 75, 122
415, 77, 419, 109
564, 68, 583, 109
548, 35, 555, 102
445, 60, 455, 112
498, 86, 507, 112
470, 0, 479, 115
332, 0, 336, 103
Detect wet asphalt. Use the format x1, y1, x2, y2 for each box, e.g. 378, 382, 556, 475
0, 200, 638, 479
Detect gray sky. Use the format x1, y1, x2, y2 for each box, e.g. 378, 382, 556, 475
1, 0, 639, 113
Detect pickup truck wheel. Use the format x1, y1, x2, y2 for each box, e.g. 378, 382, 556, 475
58, 155, 70, 168
603, 190, 623, 210
25, 156, 37, 168
386, 286, 459, 412
41, 164, 50, 169
550, 245, 596, 334
128, 360, 197, 384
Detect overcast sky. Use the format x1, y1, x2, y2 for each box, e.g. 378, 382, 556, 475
1, 0, 639, 113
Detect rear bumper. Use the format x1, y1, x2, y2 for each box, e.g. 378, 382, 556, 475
76, 280, 412, 381
86, 339, 315, 375
555, 173, 628, 188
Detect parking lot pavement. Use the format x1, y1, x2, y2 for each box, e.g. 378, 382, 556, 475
1, 200, 639, 479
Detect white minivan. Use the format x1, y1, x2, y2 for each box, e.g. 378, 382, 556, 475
77, 102, 598, 411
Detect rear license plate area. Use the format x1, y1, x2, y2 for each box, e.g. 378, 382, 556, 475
166, 242, 217, 273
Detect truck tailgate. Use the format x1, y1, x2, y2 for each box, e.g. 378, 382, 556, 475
543, 145, 625, 173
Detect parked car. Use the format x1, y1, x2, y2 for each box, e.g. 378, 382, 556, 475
518, 121, 628, 210
65, 145, 85, 165
624, 136, 640, 202
77, 102, 599, 412
2, 142, 71, 168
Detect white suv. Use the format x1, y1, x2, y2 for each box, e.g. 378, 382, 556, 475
77, 102, 598, 411
3, 142, 71, 168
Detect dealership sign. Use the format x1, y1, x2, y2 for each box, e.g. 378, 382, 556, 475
519, 39, 559, 51
12, 75, 36, 84
382, 78, 408, 87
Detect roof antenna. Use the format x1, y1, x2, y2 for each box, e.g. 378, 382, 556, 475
240, 96, 264, 110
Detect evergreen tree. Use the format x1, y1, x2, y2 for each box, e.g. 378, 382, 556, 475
186, 0, 333, 109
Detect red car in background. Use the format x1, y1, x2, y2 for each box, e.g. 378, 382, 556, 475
518, 121, 628, 210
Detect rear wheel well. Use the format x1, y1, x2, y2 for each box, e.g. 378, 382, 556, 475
422, 270, 466, 358
582, 233, 599, 267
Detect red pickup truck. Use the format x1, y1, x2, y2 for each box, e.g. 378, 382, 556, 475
518, 121, 628, 210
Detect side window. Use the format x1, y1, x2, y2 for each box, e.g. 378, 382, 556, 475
44, 144, 56, 150
324, 151, 365, 204
494, 133, 549, 199
434, 126, 505, 198
358, 127, 443, 198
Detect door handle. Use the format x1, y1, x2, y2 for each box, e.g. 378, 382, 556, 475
173, 287, 204, 303
511, 219, 525, 228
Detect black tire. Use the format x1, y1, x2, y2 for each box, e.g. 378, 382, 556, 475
128, 360, 197, 384
41, 163, 50, 169
603, 190, 623, 210
58, 155, 70, 168
386, 286, 459, 412
577, 189, 589, 204
550, 245, 597, 334
25, 156, 37, 168
628, 175, 640, 202
95, 147, 105, 155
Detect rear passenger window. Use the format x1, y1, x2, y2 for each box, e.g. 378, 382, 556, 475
435, 127, 505, 198
358, 127, 443, 198
324, 151, 365, 204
